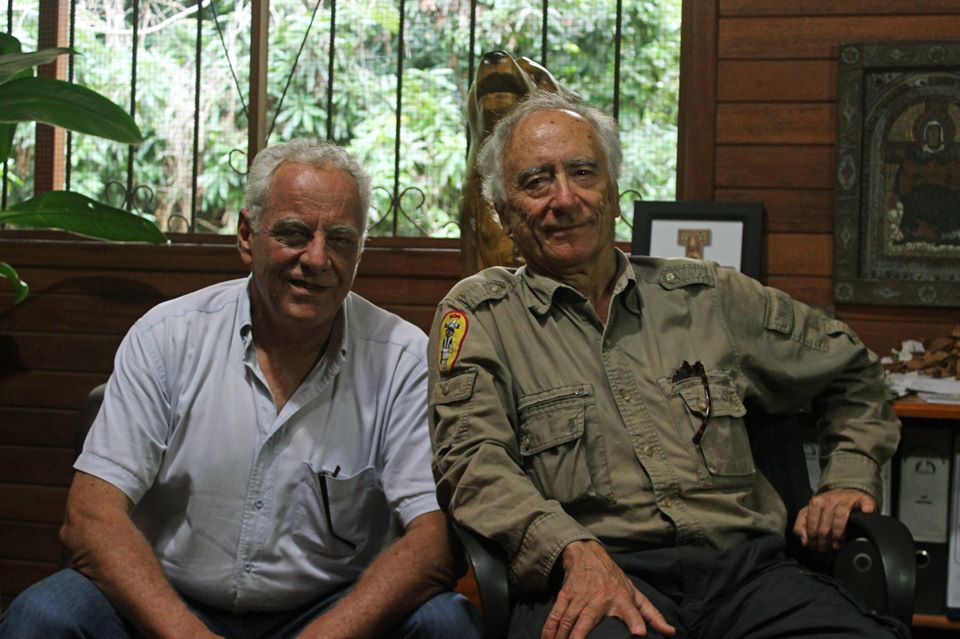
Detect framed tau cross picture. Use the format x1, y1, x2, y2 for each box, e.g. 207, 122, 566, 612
632, 201, 764, 281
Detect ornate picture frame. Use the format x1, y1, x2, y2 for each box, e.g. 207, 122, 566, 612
632, 201, 763, 280
834, 41, 960, 307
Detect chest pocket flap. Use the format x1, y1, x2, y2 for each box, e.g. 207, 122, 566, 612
516, 384, 614, 506
518, 384, 593, 454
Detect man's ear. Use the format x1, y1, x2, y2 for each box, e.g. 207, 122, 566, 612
607, 179, 622, 220
494, 203, 512, 236
237, 209, 254, 266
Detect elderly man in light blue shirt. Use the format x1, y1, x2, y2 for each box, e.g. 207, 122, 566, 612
0, 140, 481, 639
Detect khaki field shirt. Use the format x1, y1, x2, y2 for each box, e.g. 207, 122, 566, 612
428, 252, 899, 594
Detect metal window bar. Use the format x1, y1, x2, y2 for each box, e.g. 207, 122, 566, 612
5, 0, 645, 237
64, 0, 75, 189
2, 0, 11, 210
189, 0, 202, 232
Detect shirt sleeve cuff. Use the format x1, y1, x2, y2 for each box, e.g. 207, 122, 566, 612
396, 492, 441, 528
508, 510, 597, 593
818, 451, 882, 502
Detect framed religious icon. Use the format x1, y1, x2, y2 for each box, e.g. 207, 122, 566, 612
834, 41, 960, 307
632, 201, 763, 280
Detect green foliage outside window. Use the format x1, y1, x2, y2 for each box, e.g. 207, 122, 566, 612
1, 0, 680, 240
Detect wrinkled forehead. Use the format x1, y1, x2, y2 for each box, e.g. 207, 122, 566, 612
505, 108, 605, 171
265, 163, 363, 219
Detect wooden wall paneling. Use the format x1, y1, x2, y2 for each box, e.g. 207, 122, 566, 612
839, 307, 960, 355
719, 1, 960, 17
0, 371, 106, 410
677, 0, 718, 199
10, 267, 239, 299
0, 333, 121, 374
0, 238, 246, 273
708, 2, 960, 361
719, 16, 960, 60
715, 146, 833, 189
765, 275, 832, 308
766, 233, 831, 276
0, 293, 162, 334
0, 484, 68, 523
714, 188, 833, 234
0, 446, 75, 485
0, 521, 61, 563
351, 277, 458, 307
0, 408, 75, 447
718, 60, 835, 102
716, 103, 834, 145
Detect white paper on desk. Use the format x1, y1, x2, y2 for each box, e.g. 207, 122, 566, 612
885, 372, 913, 397
907, 374, 960, 395
918, 392, 960, 405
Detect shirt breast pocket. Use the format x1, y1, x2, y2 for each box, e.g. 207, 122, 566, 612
517, 384, 615, 508
291, 464, 388, 561
675, 371, 754, 477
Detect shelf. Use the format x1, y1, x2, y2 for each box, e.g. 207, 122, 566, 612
914, 613, 960, 630
893, 396, 960, 421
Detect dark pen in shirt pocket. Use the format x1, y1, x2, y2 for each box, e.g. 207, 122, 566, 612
317, 465, 357, 550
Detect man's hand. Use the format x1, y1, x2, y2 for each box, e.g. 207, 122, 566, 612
793, 488, 876, 554
541, 540, 676, 639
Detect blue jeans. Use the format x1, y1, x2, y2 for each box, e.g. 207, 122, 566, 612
0, 569, 483, 639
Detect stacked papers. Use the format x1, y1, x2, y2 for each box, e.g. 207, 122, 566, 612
886, 371, 960, 404
883, 339, 960, 403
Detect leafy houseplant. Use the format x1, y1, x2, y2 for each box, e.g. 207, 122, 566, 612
0, 32, 166, 303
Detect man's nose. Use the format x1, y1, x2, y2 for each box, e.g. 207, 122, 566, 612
300, 236, 331, 271
550, 173, 578, 210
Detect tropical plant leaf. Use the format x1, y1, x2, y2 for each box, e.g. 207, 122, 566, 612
0, 47, 71, 84
0, 64, 33, 162
0, 122, 15, 163
0, 261, 29, 304
0, 37, 23, 162
0, 77, 143, 144
0, 33, 22, 55
0, 191, 167, 244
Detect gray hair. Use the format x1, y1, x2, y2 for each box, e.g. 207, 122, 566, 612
244, 139, 372, 232
476, 91, 622, 208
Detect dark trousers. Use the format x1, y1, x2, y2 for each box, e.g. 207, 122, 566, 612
509, 535, 910, 639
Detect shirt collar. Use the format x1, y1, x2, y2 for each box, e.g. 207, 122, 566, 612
519, 249, 641, 316
238, 275, 349, 370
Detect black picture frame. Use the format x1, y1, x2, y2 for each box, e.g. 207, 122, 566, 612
833, 41, 960, 307
632, 201, 764, 280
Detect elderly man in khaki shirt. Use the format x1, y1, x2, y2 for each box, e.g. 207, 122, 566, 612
428, 91, 906, 639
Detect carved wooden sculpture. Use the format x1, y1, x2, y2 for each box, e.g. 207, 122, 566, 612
460, 51, 561, 275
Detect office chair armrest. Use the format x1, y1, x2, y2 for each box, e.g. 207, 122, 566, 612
835, 511, 916, 626
454, 522, 511, 639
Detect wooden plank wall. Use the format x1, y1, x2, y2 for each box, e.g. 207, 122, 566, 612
0, 236, 460, 610
698, 0, 960, 353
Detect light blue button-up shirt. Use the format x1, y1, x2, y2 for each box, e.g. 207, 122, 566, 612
76, 277, 438, 612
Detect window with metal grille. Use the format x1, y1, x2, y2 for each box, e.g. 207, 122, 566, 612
1, 0, 680, 240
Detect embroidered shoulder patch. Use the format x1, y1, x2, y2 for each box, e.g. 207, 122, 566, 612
437, 310, 469, 374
